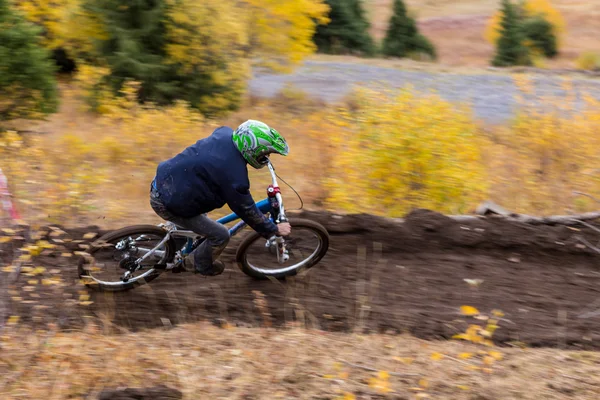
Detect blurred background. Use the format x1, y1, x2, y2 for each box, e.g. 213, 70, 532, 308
2, 0, 600, 398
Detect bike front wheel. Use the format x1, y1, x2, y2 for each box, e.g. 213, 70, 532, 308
235, 218, 329, 280
78, 225, 176, 292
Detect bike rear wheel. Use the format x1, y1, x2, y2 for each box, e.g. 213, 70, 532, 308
235, 218, 329, 280
78, 225, 176, 292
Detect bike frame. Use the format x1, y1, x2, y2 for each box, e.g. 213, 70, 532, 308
218, 161, 287, 236
126, 160, 289, 278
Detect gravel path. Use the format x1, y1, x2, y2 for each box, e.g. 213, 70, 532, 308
250, 60, 600, 125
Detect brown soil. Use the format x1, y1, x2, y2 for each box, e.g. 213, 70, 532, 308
98, 385, 182, 400
3, 209, 600, 350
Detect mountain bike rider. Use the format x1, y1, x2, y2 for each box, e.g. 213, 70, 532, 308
149, 120, 292, 276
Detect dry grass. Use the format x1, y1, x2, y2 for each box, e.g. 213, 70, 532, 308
364, 0, 600, 68
1, 321, 600, 399
2, 82, 332, 229
5, 76, 600, 227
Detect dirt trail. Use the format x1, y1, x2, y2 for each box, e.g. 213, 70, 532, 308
3, 209, 600, 349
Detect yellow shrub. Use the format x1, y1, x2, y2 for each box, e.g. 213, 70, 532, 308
74, 65, 113, 113
576, 52, 600, 71
6, 79, 600, 226
324, 88, 490, 217
496, 98, 600, 212
241, 0, 330, 72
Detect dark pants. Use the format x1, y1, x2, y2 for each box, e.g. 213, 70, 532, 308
150, 186, 230, 275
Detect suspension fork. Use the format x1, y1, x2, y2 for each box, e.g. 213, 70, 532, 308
266, 161, 289, 263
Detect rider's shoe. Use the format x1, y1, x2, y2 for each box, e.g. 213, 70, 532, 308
169, 255, 224, 276
195, 259, 225, 276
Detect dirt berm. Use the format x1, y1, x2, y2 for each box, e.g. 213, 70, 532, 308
3, 208, 600, 349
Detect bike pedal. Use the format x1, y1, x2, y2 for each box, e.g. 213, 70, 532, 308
171, 264, 186, 274
154, 263, 168, 270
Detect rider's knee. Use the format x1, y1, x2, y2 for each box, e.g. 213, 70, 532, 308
212, 224, 230, 246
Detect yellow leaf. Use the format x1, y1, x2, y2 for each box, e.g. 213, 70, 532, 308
338, 371, 349, 379
343, 394, 356, 400
377, 370, 389, 380
458, 352, 473, 359
1, 228, 15, 235
457, 385, 470, 390
491, 309, 505, 317
7, 315, 19, 325
489, 350, 503, 361
393, 356, 414, 365
486, 323, 499, 334
460, 305, 479, 316
36, 240, 55, 249
83, 232, 98, 239
430, 352, 444, 361
479, 330, 492, 338
17, 254, 31, 262
79, 301, 94, 306
323, 374, 335, 379
483, 356, 495, 366
27, 280, 38, 285
452, 333, 470, 341
0, 237, 12, 243
2, 265, 16, 272
419, 378, 428, 388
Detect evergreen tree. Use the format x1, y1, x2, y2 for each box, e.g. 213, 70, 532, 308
492, 0, 531, 66
86, 0, 178, 105
0, 0, 58, 122
382, 0, 436, 60
313, 0, 375, 56
522, 15, 557, 58
83, 0, 254, 115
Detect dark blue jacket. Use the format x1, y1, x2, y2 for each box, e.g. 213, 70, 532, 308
153, 126, 278, 238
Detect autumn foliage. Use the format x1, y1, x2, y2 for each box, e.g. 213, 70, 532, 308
324, 88, 487, 216
10, 0, 330, 114
2, 75, 600, 226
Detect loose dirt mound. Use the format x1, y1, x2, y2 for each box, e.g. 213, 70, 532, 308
98, 385, 182, 400
3, 209, 600, 349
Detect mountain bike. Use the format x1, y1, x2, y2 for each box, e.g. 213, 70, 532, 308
77, 161, 330, 292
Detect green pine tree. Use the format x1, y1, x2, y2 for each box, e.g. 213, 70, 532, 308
86, 0, 178, 105
84, 0, 250, 115
0, 0, 58, 122
313, 0, 375, 56
522, 15, 557, 58
492, 0, 531, 66
382, 0, 436, 60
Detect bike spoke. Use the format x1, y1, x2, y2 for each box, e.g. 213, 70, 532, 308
82, 232, 168, 285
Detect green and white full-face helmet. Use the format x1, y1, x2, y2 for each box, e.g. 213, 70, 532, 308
232, 120, 289, 169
